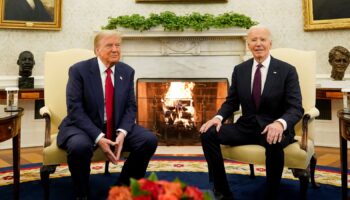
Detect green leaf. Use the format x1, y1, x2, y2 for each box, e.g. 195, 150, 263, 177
102, 11, 258, 32
130, 178, 149, 197
173, 177, 187, 189
203, 191, 213, 200
147, 172, 159, 181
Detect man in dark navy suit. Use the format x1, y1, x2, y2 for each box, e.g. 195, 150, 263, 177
4, 0, 53, 22
57, 30, 158, 199
199, 26, 304, 200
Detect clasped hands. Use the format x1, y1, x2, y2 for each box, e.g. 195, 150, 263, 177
199, 117, 284, 145
97, 131, 125, 164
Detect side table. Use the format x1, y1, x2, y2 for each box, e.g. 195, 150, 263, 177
337, 108, 350, 200
0, 105, 24, 200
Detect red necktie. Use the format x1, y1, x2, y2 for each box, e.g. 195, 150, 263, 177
105, 68, 114, 139
252, 64, 263, 109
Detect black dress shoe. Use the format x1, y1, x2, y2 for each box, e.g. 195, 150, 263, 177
213, 188, 234, 200
76, 196, 87, 200
264, 192, 277, 200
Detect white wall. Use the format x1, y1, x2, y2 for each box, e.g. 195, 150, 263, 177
0, 0, 350, 77
1, 0, 349, 149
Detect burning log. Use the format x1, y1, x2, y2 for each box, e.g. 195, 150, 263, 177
181, 111, 192, 120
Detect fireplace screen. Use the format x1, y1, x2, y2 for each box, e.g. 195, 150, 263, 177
136, 78, 228, 146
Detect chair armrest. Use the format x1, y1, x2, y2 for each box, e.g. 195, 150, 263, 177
229, 108, 242, 123
40, 106, 51, 117
304, 107, 320, 119
300, 107, 319, 151
232, 107, 319, 151
40, 106, 52, 147
233, 109, 242, 115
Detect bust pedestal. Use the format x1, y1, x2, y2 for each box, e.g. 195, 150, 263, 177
18, 77, 34, 89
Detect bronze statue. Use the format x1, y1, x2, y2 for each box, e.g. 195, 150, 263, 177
329, 46, 350, 80
17, 51, 35, 88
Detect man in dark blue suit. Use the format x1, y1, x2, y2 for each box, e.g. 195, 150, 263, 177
57, 30, 158, 199
199, 26, 304, 200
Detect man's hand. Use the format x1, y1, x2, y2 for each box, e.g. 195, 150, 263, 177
97, 137, 118, 164
114, 132, 125, 160
199, 117, 222, 134
261, 121, 284, 145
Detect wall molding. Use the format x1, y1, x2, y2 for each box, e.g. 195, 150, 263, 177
0, 76, 44, 88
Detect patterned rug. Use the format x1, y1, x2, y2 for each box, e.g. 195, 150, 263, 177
0, 156, 348, 188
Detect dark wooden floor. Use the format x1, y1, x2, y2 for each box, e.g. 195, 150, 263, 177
0, 146, 349, 168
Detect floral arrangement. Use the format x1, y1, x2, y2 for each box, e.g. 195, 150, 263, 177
108, 172, 213, 200
103, 11, 257, 32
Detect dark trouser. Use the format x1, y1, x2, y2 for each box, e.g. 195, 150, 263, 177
200, 123, 293, 199
61, 124, 158, 198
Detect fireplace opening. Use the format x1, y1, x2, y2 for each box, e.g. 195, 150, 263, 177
136, 78, 229, 146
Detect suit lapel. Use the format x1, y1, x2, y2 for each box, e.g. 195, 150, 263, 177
261, 57, 278, 104
89, 58, 104, 123
113, 62, 125, 124
242, 59, 254, 103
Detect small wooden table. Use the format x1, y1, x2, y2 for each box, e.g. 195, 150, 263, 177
0, 105, 23, 200
0, 88, 44, 100
337, 108, 350, 200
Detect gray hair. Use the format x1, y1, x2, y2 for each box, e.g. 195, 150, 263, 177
247, 25, 272, 41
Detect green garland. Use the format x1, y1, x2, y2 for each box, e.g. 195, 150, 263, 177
102, 11, 258, 32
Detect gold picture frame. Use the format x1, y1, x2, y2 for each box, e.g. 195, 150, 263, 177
136, 0, 227, 3
0, 0, 62, 30
303, 0, 350, 31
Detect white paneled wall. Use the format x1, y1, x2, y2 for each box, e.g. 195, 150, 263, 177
1, 0, 350, 149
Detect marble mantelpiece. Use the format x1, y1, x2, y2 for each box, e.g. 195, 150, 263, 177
119, 28, 248, 82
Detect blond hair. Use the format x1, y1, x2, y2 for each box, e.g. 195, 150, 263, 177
94, 30, 122, 53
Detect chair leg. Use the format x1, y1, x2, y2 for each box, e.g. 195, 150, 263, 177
249, 164, 255, 179
40, 165, 57, 200
309, 154, 320, 188
292, 168, 309, 200
104, 161, 110, 175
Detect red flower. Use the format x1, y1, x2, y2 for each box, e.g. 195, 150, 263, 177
133, 195, 152, 200
138, 178, 162, 199
108, 186, 132, 200
107, 172, 212, 200
157, 181, 183, 198
158, 193, 178, 200
184, 186, 204, 200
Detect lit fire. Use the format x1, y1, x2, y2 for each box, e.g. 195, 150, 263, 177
162, 82, 195, 128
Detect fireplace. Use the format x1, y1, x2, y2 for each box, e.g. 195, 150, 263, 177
137, 78, 228, 145
118, 28, 247, 145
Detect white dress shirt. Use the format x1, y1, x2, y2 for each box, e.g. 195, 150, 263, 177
95, 58, 127, 144
215, 55, 287, 131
